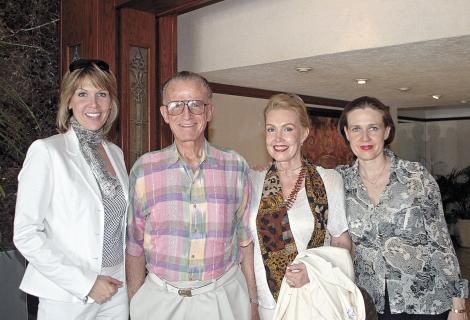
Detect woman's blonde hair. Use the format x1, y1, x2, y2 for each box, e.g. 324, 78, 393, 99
264, 93, 311, 129
57, 60, 118, 135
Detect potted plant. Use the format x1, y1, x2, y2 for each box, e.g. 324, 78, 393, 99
436, 166, 470, 247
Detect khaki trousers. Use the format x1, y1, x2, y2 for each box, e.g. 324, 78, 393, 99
130, 265, 250, 320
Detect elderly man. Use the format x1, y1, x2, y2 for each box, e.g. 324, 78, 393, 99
126, 71, 258, 320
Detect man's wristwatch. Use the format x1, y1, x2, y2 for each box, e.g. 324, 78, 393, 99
249, 297, 259, 305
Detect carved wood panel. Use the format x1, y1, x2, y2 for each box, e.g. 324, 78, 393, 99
119, 8, 156, 167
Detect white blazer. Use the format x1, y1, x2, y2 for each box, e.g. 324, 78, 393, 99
13, 129, 129, 302
273, 247, 365, 320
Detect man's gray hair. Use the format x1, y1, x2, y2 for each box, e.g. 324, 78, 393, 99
162, 71, 213, 103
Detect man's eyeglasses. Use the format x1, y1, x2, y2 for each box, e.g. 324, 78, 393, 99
164, 100, 208, 116
69, 59, 110, 73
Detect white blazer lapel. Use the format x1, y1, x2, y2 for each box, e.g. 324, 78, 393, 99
102, 141, 129, 201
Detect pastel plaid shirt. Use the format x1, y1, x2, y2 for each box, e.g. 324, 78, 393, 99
126, 141, 252, 282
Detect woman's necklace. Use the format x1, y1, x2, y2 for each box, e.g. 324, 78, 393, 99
275, 163, 303, 175
359, 158, 388, 185
278, 164, 307, 210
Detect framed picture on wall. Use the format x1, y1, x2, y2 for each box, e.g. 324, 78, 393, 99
303, 108, 354, 168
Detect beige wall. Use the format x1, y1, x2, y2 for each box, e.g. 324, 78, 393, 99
395, 121, 427, 166
210, 94, 470, 175
426, 120, 470, 175
209, 94, 270, 167
187, 1, 470, 174
398, 119, 470, 176
179, 0, 470, 72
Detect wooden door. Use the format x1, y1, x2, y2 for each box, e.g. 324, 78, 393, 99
61, 0, 117, 75
119, 8, 157, 166
61, 0, 222, 169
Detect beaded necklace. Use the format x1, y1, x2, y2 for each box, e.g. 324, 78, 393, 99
280, 164, 307, 210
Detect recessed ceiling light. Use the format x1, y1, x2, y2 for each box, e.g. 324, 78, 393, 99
295, 67, 312, 73
461, 100, 468, 104
356, 78, 368, 85
432, 95, 441, 100
397, 87, 411, 92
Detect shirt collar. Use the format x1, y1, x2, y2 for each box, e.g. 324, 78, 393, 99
385, 148, 408, 185
344, 148, 405, 190
167, 139, 210, 167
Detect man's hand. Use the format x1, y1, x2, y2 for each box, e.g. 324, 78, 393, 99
285, 262, 309, 288
88, 275, 123, 304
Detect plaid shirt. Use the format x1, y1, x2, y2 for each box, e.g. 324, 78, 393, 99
126, 141, 252, 282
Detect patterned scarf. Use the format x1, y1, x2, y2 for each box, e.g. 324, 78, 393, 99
70, 117, 119, 198
256, 159, 329, 300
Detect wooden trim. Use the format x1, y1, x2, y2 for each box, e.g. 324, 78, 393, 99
398, 116, 426, 122
209, 82, 350, 108
210, 83, 470, 122
307, 108, 343, 119
156, 0, 223, 16
399, 115, 470, 122
156, 15, 177, 149
115, 0, 223, 16
97, 1, 117, 72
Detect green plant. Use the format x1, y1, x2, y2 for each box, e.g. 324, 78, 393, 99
0, 79, 44, 251
436, 165, 470, 222
0, 78, 42, 163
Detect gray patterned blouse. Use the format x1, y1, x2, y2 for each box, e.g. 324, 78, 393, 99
337, 149, 468, 314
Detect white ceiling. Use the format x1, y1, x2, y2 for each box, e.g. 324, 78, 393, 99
201, 35, 470, 118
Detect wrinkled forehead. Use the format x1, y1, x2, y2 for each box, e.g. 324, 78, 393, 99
164, 79, 210, 101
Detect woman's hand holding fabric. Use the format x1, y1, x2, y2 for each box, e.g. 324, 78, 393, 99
285, 262, 309, 288
88, 275, 123, 304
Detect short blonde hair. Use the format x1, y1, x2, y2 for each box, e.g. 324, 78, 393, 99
57, 60, 119, 135
264, 93, 311, 129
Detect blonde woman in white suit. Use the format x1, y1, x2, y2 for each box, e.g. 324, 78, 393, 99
14, 59, 129, 320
